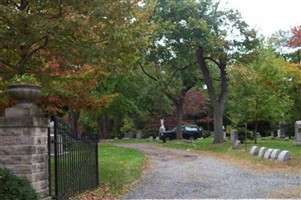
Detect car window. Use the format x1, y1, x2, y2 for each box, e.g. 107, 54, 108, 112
185, 127, 199, 131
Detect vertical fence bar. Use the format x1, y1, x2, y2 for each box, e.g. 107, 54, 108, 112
95, 141, 99, 187
53, 118, 59, 199
47, 125, 52, 196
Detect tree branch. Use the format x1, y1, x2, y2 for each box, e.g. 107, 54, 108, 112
166, 63, 193, 87
25, 36, 49, 63
204, 56, 220, 66
59, 0, 63, 17
0, 59, 16, 69
139, 63, 158, 81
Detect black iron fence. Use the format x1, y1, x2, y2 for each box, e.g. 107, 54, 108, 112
48, 118, 99, 200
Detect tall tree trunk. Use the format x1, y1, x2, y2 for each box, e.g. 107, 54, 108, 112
175, 97, 185, 140
254, 120, 258, 144
97, 113, 110, 139
196, 47, 228, 144
213, 103, 224, 143
68, 109, 80, 137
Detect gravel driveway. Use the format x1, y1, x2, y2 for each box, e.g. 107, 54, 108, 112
115, 143, 301, 199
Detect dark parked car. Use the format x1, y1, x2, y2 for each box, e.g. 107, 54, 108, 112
159, 125, 202, 142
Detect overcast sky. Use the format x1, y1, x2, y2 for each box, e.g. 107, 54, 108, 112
220, 0, 301, 37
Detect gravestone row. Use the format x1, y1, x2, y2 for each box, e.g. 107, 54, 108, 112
250, 146, 291, 161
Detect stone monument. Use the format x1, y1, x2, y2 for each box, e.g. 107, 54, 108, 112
0, 86, 50, 199
279, 114, 286, 139
294, 121, 301, 146
232, 139, 240, 149
230, 129, 238, 143
159, 118, 166, 134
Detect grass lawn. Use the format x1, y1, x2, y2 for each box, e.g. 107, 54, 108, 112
73, 143, 146, 199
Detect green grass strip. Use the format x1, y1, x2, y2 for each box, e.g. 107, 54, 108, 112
98, 143, 145, 196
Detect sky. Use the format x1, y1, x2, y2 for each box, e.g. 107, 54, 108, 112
220, 0, 301, 37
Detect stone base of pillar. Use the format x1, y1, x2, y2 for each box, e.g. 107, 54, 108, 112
0, 116, 49, 199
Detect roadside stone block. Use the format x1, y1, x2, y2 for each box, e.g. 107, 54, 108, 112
270, 149, 281, 159
277, 150, 291, 161
263, 148, 273, 159
250, 146, 259, 155
258, 147, 267, 158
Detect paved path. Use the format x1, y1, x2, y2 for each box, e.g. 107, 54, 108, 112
115, 143, 301, 199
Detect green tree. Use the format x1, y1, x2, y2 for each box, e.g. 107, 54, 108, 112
228, 47, 293, 143
147, 0, 258, 143
142, 0, 203, 139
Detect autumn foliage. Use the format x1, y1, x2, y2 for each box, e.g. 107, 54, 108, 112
142, 88, 211, 134
288, 26, 301, 48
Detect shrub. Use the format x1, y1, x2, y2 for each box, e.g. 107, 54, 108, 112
143, 128, 158, 138
0, 168, 39, 200
237, 127, 253, 143
202, 130, 211, 138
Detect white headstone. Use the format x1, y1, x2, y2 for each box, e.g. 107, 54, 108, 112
294, 121, 301, 146
277, 129, 281, 138
230, 129, 238, 143
258, 147, 268, 158
277, 150, 291, 161
250, 146, 259, 155
232, 140, 241, 149
264, 148, 274, 159
270, 149, 281, 159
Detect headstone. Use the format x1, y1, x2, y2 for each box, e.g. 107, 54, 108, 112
257, 132, 261, 138
250, 146, 259, 155
124, 132, 133, 139
277, 150, 291, 161
136, 132, 143, 139
284, 137, 289, 141
264, 148, 274, 159
270, 131, 274, 138
258, 147, 267, 158
279, 120, 286, 138
149, 136, 153, 141
232, 140, 240, 149
294, 121, 301, 146
270, 149, 281, 159
155, 136, 159, 140
230, 129, 238, 143
277, 129, 281, 138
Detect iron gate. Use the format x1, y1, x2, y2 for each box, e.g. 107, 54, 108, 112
48, 118, 99, 199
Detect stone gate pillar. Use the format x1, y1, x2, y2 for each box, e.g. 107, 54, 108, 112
0, 106, 49, 199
